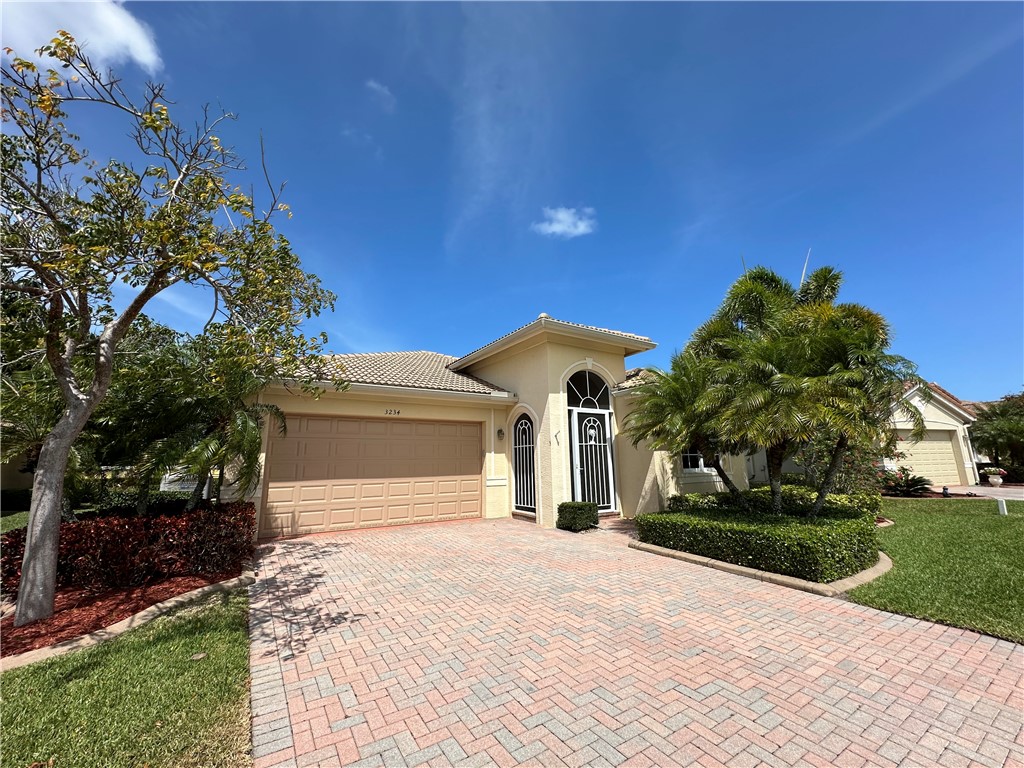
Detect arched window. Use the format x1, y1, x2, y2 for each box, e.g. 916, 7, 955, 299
513, 414, 536, 513
566, 370, 610, 409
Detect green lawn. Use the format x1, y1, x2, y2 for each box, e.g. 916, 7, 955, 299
1, 589, 252, 768
849, 498, 1024, 643
0, 511, 29, 534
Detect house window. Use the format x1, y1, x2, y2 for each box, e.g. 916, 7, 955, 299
680, 451, 714, 471
566, 370, 610, 409
513, 414, 536, 513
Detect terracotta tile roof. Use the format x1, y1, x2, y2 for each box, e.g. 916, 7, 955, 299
317, 352, 505, 394
614, 368, 653, 391
452, 314, 655, 369
905, 380, 977, 418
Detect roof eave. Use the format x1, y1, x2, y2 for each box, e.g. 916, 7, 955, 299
271, 379, 517, 404
451, 318, 656, 370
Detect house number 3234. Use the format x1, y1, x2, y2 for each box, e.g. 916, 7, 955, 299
384, 409, 401, 416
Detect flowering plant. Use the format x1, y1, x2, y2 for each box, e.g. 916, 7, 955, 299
982, 467, 1007, 476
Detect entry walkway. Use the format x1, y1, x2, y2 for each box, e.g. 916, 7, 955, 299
249, 519, 1022, 767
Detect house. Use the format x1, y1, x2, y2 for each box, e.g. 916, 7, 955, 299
893, 382, 979, 486
250, 314, 748, 538
746, 381, 981, 488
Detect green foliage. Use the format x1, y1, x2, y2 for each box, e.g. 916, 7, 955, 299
850, 499, 1024, 643
879, 467, 932, 497
637, 497, 878, 583
792, 435, 899, 494
666, 486, 880, 520
96, 489, 192, 517
556, 502, 599, 532
970, 392, 1024, 466
0, 589, 251, 768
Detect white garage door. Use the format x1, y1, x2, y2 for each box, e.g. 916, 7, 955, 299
261, 416, 482, 537
897, 430, 961, 486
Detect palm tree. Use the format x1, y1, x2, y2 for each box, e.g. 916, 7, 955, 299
624, 351, 749, 502
692, 266, 925, 514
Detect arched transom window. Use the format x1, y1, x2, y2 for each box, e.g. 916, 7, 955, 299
567, 371, 610, 410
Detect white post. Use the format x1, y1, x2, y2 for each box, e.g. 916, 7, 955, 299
997, 499, 1008, 516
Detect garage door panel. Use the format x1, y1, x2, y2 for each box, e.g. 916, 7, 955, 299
898, 430, 960, 485
261, 417, 483, 536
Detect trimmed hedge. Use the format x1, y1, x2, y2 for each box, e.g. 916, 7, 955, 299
0, 502, 255, 595
96, 489, 193, 518
557, 501, 599, 532
639, 487, 879, 583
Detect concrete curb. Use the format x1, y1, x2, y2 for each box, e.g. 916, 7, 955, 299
627, 540, 893, 598
1, 569, 255, 673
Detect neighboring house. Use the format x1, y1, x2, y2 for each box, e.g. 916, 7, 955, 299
894, 382, 980, 486
251, 314, 748, 538
745, 381, 981, 488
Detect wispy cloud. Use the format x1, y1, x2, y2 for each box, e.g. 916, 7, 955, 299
341, 124, 383, 159
364, 79, 397, 113
531, 207, 597, 239
1, 0, 161, 74
839, 25, 1022, 146
445, 4, 561, 254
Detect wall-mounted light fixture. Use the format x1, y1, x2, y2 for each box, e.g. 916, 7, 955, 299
496, 428, 505, 441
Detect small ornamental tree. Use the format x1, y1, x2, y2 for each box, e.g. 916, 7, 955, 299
1, 33, 338, 626
971, 392, 1024, 468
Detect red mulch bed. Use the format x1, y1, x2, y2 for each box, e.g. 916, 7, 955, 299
0, 567, 240, 658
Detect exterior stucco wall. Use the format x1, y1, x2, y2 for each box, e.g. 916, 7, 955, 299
1, 454, 33, 490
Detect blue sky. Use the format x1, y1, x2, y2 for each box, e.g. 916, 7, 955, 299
4, 2, 1022, 400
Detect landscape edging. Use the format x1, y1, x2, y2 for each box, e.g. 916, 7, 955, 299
0, 569, 255, 673
627, 540, 892, 597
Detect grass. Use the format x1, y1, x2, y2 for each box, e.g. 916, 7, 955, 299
0, 511, 29, 534
849, 498, 1024, 644
1, 589, 252, 768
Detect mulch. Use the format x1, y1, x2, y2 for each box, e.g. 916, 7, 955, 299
0, 568, 240, 658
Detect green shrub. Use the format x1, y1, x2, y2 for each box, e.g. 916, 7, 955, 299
639, 486, 880, 582
98, 490, 192, 517
556, 502, 598, 532
665, 486, 880, 520
636, 510, 877, 583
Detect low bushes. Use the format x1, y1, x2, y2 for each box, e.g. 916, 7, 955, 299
557, 501, 598, 532
638, 487, 879, 582
95, 490, 193, 518
0, 502, 255, 595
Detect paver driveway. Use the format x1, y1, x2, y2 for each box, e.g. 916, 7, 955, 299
249, 519, 1023, 768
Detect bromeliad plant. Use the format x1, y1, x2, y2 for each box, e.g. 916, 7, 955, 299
879, 467, 933, 497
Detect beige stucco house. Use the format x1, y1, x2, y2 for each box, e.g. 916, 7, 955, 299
890, 382, 979, 486
251, 314, 747, 538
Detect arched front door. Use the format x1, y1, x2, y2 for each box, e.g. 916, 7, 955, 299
513, 413, 536, 514
566, 370, 615, 510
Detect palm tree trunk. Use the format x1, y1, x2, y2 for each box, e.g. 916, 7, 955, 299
766, 444, 787, 514
709, 455, 747, 504
187, 469, 209, 511
812, 434, 849, 516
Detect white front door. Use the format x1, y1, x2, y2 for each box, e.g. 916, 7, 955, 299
570, 408, 615, 510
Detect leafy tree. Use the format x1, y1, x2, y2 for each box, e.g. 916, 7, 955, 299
690, 266, 924, 514
2, 34, 337, 626
624, 350, 749, 502
971, 392, 1024, 467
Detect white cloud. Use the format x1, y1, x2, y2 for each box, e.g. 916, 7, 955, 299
530, 207, 597, 239
364, 79, 397, 113
1, 0, 161, 74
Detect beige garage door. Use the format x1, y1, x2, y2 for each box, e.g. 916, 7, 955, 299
261, 416, 482, 537
897, 430, 961, 485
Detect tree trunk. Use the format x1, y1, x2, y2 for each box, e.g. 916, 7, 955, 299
812, 434, 849, 516
766, 444, 787, 514
15, 403, 91, 626
187, 469, 209, 511
709, 455, 748, 508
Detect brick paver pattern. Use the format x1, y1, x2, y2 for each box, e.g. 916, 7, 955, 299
249, 519, 1023, 768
